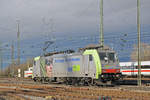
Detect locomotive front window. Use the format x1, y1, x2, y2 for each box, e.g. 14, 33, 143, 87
45, 59, 50, 65
108, 53, 115, 62
99, 53, 107, 60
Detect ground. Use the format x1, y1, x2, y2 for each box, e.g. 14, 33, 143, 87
0, 78, 150, 100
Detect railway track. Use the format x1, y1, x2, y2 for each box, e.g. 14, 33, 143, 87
0, 78, 150, 100
0, 82, 150, 100
123, 77, 150, 81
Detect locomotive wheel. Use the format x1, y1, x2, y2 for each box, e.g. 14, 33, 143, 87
41, 78, 45, 84
78, 78, 85, 86
72, 78, 78, 86
33, 77, 37, 82
65, 78, 72, 85
84, 78, 92, 86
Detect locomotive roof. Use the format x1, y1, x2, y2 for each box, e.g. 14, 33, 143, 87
44, 49, 75, 57
79, 44, 115, 52
44, 44, 115, 58
45, 52, 83, 58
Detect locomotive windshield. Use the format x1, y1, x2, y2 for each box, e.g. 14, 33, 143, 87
99, 52, 115, 62
108, 53, 115, 62
99, 52, 107, 60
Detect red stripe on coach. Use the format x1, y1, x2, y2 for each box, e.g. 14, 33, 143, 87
122, 70, 150, 72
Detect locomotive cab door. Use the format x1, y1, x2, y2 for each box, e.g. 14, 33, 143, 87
83, 55, 97, 78
84, 54, 97, 78
83, 55, 90, 77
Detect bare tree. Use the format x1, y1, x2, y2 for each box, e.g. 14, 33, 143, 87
131, 43, 150, 61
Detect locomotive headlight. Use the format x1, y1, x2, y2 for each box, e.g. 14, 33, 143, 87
102, 69, 106, 73
116, 74, 120, 77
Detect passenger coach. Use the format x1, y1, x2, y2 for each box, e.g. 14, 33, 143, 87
120, 61, 150, 77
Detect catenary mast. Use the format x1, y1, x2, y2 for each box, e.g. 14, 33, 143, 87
17, 20, 20, 65
100, 0, 104, 47
137, 0, 141, 86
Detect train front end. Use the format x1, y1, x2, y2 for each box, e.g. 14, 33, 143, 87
97, 48, 122, 82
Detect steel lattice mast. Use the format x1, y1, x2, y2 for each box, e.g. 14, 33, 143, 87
17, 20, 20, 65
137, 0, 141, 86
100, 0, 104, 47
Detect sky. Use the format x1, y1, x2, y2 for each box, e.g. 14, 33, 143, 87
0, 0, 150, 67
0, 0, 149, 41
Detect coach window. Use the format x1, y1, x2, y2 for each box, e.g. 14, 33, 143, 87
142, 65, 149, 69
135, 66, 138, 69
89, 55, 93, 61
30, 68, 33, 71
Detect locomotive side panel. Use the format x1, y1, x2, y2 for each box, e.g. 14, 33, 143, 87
52, 56, 68, 77
51, 54, 96, 78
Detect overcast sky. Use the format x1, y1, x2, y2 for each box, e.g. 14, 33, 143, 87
0, 0, 150, 42
0, 0, 150, 67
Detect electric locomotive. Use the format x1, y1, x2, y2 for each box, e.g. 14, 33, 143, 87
33, 45, 121, 85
